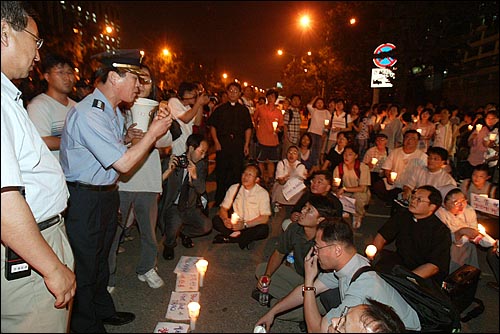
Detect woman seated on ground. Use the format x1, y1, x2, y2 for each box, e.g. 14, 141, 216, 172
298, 132, 315, 173
333, 144, 371, 229
271, 145, 308, 213
322, 132, 349, 174
460, 163, 498, 203
435, 187, 497, 273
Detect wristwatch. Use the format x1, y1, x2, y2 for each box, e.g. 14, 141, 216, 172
243, 222, 249, 229
302, 286, 316, 296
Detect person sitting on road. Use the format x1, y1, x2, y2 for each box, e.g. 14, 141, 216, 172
271, 145, 308, 212
435, 187, 497, 273
371, 185, 452, 285
327, 298, 406, 333
459, 163, 498, 204
333, 145, 371, 229
212, 163, 271, 249
281, 170, 343, 231
254, 195, 340, 323
255, 217, 420, 333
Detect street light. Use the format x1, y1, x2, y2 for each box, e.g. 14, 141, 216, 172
162, 48, 170, 57
299, 14, 311, 29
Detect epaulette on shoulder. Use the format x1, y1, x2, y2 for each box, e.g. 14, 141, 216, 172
92, 99, 105, 111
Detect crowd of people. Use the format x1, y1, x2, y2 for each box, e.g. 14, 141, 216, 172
2, 1, 499, 333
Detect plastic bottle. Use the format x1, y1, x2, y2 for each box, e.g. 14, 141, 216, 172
259, 276, 270, 306
285, 251, 295, 267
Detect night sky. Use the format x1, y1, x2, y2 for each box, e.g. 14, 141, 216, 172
114, 1, 328, 89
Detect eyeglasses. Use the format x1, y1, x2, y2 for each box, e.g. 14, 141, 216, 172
410, 195, 430, 205
332, 306, 350, 333
449, 199, 467, 207
313, 242, 336, 253
9, 23, 43, 49
139, 77, 153, 85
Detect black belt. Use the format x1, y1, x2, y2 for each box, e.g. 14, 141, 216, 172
67, 181, 117, 192
38, 213, 63, 231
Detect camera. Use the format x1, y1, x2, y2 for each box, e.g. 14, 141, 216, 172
177, 153, 189, 169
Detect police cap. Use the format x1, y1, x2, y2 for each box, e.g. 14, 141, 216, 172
92, 49, 144, 76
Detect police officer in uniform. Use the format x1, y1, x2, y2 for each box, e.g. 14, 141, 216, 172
60, 49, 172, 332
1, 2, 76, 332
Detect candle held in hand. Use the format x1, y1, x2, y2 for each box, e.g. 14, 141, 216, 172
231, 212, 239, 224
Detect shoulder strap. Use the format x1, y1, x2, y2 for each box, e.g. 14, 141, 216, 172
354, 160, 361, 178
338, 162, 344, 179
229, 183, 242, 208
350, 266, 374, 286
386, 147, 389, 156
345, 112, 348, 128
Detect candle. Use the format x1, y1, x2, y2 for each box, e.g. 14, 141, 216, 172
476, 224, 496, 247
195, 259, 208, 287
231, 212, 239, 225
333, 178, 341, 187
390, 172, 398, 181
380, 123, 386, 130
365, 244, 377, 260
188, 302, 201, 331
412, 116, 418, 123
476, 124, 482, 132
468, 125, 473, 131
489, 133, 497, 141
371, 157, 378, 165
272, 121, 278, 131
479, 194, 488, 198
324, 119, 330, 127
416, 128, 422, 134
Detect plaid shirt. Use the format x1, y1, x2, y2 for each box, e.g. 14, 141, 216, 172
284, 107, 302, 145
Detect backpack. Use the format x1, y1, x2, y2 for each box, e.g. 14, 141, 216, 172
350, 265, 461, 333
338, 160, 361, 179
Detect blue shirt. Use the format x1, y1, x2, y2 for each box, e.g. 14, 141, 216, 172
60, 88, 127, 185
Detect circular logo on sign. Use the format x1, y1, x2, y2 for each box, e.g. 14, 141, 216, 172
373, 43, 397, 68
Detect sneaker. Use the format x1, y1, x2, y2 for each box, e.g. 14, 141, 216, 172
107, 286, 115, 294
138, 268, 164, 289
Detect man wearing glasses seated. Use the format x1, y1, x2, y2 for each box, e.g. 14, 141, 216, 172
255, 217, 420, 333
371, 185, 452, 285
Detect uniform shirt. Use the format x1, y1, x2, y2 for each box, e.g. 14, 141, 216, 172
221, 183, 271, 222
378, 209, 452, 283
276, 222, 315, 277
382, 147, 428, 189
60, 88, 127, 185
1, 73, 68, 222
168, 97, 194, 156
27, 93, 76, 160
318, 253, 421, 331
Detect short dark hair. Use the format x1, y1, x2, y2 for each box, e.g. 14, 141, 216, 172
307, 195, 341, 219
265, 89, 279, 99
185, 133, 206, 150
1, 1, 36, 31
404, 129, 421, 140
472, 163, 490, 175
226, 82, 241, 92
290, 93, 301, 101
244, 162, 261, 179
41, 53, 75, 73
309, 169, 333, 185
317, 217, 354, 246
426, 146, 449, 161
178, 82, 198, 98
443, 188, 464, 203
417, 185, 442, 208
299, 133, 313, 149
361, 298, 406, 333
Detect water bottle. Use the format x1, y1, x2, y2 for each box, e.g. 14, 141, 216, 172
285, 251, 295, 267
259, 276, 270, 306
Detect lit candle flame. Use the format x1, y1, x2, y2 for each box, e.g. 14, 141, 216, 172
476, 124, 483, 132
272, 121, 278, 131
478, 224, 485, 235
196, 259, 208, 287
324, 119, 330, 127
188, 301, 201, 331
416, 128, 422, 134
468, 125, 473, 131
390, 172, 398, 181
231, 212, 240, 224
365, 245, 377, 259
489, 133, 497, 141
371, 158, 378, 165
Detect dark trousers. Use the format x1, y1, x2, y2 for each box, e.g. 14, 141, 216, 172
214, 149, 245, 206
65, 185, 119, 333
372, 179, 402, 204
212, 215, 269, 248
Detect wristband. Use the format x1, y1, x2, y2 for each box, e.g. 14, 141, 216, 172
302, 286, 316, 296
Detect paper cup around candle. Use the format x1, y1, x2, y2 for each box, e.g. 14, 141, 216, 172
380, 123, 386, 130
468, 125, 473, 131
476, 124, 483, 132
231, 212, 239, 224
416, 128, 422, 134
489, 133, 497, 141
272, 121, 278, 131
130, 98, 159, 132
371, 158, 378, 165
390, 172, 397, 181
324, 119, 330, 127
333, 178, 341, 187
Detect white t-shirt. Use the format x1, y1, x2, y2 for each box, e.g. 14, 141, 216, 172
221, 183, 271, 222
307, 104, 331, 136
2, 73, 69, 222
382, 147, 428, 188
168, 97, 194, 156
27, 93, 76, 160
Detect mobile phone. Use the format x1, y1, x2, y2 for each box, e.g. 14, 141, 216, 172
5, 247, 31, 280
